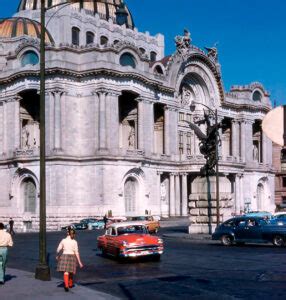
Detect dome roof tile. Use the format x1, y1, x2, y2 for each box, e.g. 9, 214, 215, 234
18, 0, 134, 29
0, 17, 54, 43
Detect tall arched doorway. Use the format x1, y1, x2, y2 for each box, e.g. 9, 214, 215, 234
124, 177, 137, 214
22, 178, 37, 213
256, 183, 264, 210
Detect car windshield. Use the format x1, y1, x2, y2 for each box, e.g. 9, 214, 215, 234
117, 225, 147, 235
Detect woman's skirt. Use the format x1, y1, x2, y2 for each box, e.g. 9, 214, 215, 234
57, 254, 77, 274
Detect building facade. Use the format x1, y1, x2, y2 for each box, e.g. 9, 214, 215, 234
0, 0, 275, 232
273, 143, 286, 211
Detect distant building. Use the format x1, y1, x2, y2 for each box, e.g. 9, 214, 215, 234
0, 0, 275, 232
273, 143, 286, 210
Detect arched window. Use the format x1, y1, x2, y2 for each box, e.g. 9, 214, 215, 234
86, 31, 94, 45
72, 27, 80, 46
23, 178, 37, 213
150, 51, 157, 62
100, 36, 108, 46
120, 53, 136, 68
21, 51, 39, 67
139, 47, 146, 55
154, 65, 164, 75
253, 90, 262, 101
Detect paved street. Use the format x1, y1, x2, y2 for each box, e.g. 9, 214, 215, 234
5, 225, 286, 299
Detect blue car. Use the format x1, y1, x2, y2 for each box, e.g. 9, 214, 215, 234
212, 216, 286, 247
80, 218, 105, 229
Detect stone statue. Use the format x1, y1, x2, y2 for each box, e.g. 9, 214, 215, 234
128, 126, 135, 148
175, 28, 191, 56
253, 144, 259, 161
204, 45, 218, 61
160, 182, 166, 200
22, 125, 30, 149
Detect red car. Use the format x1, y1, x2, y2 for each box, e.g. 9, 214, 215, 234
97, 221, 164, 260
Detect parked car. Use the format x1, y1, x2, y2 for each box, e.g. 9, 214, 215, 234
97, 221, 164, 260
126, 216, 160, 233
80, 218, 105, 229
61, 222, 88, 230
243, 211, 272, 219
212, 216, 286, 247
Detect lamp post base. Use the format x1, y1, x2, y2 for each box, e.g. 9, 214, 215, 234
35, 264, 51, 281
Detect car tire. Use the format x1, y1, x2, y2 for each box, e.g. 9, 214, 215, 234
153, 254, 161, 262
221, 235, 233, 246
273, 235, 285, 247
101, 248, 107, 257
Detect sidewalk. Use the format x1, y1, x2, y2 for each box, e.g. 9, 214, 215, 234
1, 268, 119, 300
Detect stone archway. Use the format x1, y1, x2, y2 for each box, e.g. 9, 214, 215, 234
256, 183, 265, 211
124, 177, 138, 215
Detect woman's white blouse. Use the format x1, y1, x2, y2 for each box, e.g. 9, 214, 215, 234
57, 236, 79, 255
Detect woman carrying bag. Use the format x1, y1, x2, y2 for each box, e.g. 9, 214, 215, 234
56, 227, 83, 292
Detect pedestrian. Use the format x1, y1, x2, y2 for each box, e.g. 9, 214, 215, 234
9, 218, 15, 236
0, 222, 13, 284
103, 214, 108, 229
56, 227, 83, 292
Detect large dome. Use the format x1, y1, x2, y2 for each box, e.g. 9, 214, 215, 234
0, 17, 54, 43
17, 0, 134, 29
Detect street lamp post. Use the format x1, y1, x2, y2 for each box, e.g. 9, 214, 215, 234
35, 0, 82, 281
35, 0, 49, 281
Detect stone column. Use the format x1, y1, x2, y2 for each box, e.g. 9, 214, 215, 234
240, 121, 246, 162
231, 119, 238, 158
244, 120, 254, 163
137, 99, 144, 150
169, 173, 175, 216
157, 172, 162, 214
169, 108, 178, 156
262, 131, 267, 164
164, 107, 170, 155
175, 174, 181, 216
0, 101, 4, 154
98, 91, 107, 150
14, 96, 21, 150
3, 100, 7, 155
181, 173, 188, 216
53, 90, 63, 151
142, 99, 154, 155
108, 92, 120, 151
235, 174, 240, 215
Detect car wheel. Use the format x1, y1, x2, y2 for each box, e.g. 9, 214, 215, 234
101, 248, 107, 257
221, 235, 233, 246
153, 254, 161, 262
273, 235, 285, 247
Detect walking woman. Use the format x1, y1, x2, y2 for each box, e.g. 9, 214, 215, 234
56, 228, 83, 292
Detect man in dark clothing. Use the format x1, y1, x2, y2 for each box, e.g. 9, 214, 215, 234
103, 215, 108, 229
8, 218, 15, 236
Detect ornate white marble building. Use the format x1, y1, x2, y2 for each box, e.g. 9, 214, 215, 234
0, 0, 275, 232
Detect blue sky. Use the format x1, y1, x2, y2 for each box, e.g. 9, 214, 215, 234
2, 0, 286, 104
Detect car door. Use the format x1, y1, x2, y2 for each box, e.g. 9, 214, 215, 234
235, 218, 262, 241
105, 227, 117, 256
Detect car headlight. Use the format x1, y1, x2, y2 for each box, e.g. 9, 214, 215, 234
157, 238, 163, 244
122, 241, 129, 246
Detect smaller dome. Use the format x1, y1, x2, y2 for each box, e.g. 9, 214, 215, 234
0, 17, 54, 44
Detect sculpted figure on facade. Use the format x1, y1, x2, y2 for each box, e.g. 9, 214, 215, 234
253, 144, 259, 161
180, 85, 194, 107
175, 28, 191, 56
160, 181, 166, 201
128, 126, 135, 149
204, 45, 218, 62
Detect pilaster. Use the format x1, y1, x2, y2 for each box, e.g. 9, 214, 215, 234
169, 173, 175, 216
